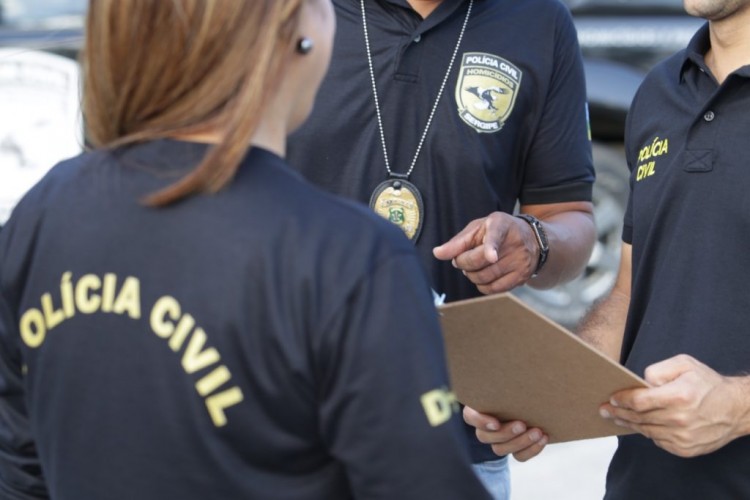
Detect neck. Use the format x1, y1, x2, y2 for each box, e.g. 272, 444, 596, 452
251, 118, 286, 158
705, 7, 750, 84
407, 0, 443, 18
170, 121, 286, 158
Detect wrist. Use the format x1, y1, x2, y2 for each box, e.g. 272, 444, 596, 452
729, 376, 750, 438
515, 214, 549, 277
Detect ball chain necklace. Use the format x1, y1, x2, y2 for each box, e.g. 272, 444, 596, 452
363, 0, 474, 241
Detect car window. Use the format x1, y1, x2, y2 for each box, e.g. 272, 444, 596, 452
1, 0, 86, 28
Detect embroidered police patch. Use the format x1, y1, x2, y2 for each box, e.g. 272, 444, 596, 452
455, 52, 522, 133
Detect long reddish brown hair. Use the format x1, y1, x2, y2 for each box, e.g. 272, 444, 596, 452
82, 0, 304, 205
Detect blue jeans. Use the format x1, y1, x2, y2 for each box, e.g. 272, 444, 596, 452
472, 457, 511, 500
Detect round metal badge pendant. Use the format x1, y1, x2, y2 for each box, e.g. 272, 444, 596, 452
369, 178, 424, 242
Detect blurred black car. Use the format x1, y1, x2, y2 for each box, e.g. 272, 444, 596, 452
0, 0, 704, 326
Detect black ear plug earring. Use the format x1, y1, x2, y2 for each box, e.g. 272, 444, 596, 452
297, 37, 314, 55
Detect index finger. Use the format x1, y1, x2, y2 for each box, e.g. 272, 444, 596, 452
433, 220, 485, 262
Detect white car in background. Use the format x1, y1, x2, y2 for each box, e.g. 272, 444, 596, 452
0, 0, 85, 227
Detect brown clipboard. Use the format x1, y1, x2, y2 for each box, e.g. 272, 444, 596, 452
438, 292, 648, 443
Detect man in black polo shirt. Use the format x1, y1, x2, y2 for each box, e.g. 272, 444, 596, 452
287, 0, 596, 496
571, 1, 750, 497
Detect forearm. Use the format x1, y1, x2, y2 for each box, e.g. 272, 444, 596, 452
576, 242, 631, 360
728, 375, 750, 439
576, 290, 628, 361
524, 203, 595, 289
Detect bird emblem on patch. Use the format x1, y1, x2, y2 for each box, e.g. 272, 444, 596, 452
465, 86, 506, 111
455, 52, 522, 133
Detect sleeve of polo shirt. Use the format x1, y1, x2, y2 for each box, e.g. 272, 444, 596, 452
314, 250, 491, 500
520, 4, 595, 205
0, 220, 50, 499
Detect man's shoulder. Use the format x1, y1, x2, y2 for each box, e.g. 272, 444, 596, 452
635, 49, 689, 100
482, 0, 570, 18
650, 49, 689, 79
476, 0, 575, 41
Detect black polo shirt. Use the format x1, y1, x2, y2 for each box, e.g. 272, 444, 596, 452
609, 24, 750, 499
289, 0, 593, 301
0, 140, 492, 500
288, 0, 594, 462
